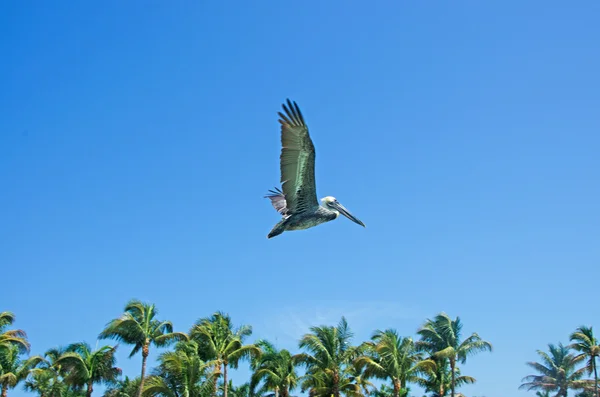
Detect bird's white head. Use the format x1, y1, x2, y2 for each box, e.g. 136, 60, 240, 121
320, 196, 337, 208
320, 196, 366, 227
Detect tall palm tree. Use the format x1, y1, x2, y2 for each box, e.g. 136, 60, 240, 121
294, 317, 363, 397
416, 313, 491, 397
355, 329, 433, 397
0, 312, 29, 353
570, 326, 600, 397
250, 340, 298, 397
189, 312, 260, 397
143, 340, 215, 397
519, 343, 588, 397
413, 358, 474, 397
0, 344, 43, 397
99, 299, 188, 397
56, 342, 122, 397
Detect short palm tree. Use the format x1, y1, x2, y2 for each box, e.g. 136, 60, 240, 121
0, 312, 29, 353
56, 342, 122, 397
294, 317, 363, 397
355, 329, 433, 397
519, 342, 588, 397
570, 326, 600, 397
0, 344, 43, 397
99, 299, 188, 397
250, 340, 299, 397
416, 313, 491, 397
24, 367, 65, 397
190, 312, 260, 397
103, 376, 141, 397
25, 346, 70, 397
223, 382, 250, 397
413, 358, 474, 397
143, 340, 215, 397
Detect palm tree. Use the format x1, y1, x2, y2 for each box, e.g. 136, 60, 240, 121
570, 326, 600, 397
0, 312, 29, 353
355, 329, 433, 397
103, 376, 141, 397
189, 311, 260, 397
294, 317, 363, 397
56, 342, 122, 397
24, 347, 69, 397
99, 299, 188, 397
223, 382, 250, 397
344, 359, 375, 397
416, 313, 492, 397
250, 340, 298, 397
24, 367, 66, 397
413, 358, 474, 397
143, 340, 215, 397
0, 344, 43, 397
519, 342, 588, 397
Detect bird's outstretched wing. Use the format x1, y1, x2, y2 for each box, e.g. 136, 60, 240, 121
264, 187, 289, 216
277, 99, 318, 214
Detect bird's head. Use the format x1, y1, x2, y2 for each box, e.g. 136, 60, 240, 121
320, 196, 365, 227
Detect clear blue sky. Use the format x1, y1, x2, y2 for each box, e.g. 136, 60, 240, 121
1, 2, 599, 397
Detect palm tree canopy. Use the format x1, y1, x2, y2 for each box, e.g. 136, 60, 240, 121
293, 317, 365, 397
103, 376, 141, 397
250, 340, 298, 397
294, 317, 362, 371
0, 344, 43, 389
56, 342, 122, 388
416, 313, 492, 364
0, 312, 30, 353
143, 340, 215, 397
569, 326, 600, 375
520, 342, 589, 395
99, 300, 188, 358
413, 358, 474, 397
355, 329, 433, 385
190, 312, 260, 368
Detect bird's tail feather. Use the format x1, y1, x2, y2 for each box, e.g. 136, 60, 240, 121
267, 220, 287, 239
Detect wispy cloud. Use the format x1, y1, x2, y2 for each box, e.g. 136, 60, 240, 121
256, 300, 425, 348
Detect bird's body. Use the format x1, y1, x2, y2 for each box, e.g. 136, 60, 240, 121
265, 100, 365, 238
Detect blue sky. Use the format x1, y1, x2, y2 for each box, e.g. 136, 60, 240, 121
1, 1, 599, 396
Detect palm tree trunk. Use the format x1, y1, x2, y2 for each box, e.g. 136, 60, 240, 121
332, 370, 339, 397
1, 384, 8, 397
594, 356, 598, 397
138, 342, 149, 397
450, 358, 456, 397
274, 387, 279, 397
223, 364, 228, 397
392, 379, 400, 397
212, 364, 219, 397
86, 381, 94, 397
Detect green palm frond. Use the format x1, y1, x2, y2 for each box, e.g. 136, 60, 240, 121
520, 342, 588, 395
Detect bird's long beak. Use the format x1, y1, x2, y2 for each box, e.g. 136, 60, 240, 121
331, 201, 366, 227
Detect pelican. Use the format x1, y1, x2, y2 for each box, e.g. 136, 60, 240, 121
265, 99, 365, 239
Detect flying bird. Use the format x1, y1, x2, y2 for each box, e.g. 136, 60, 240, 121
265, 99, 365, 239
